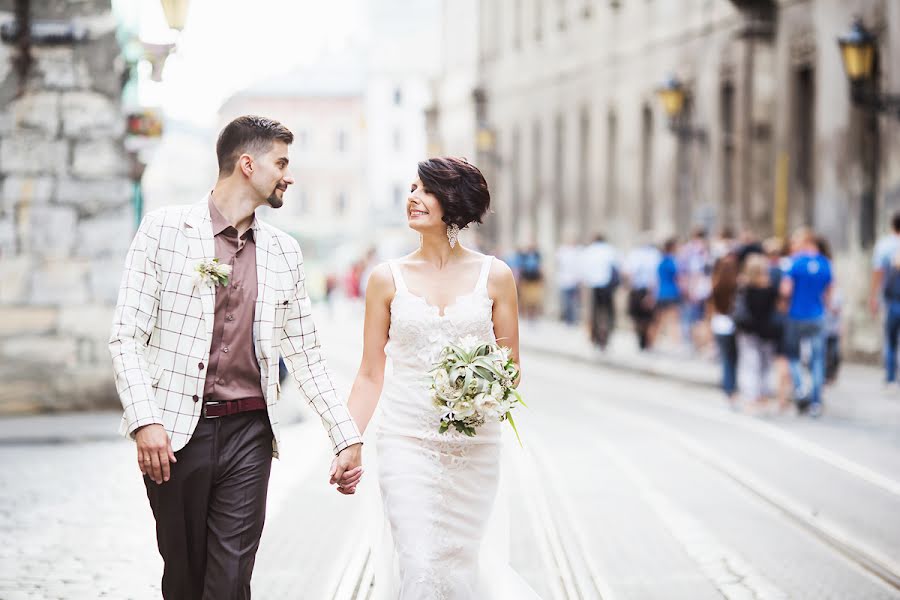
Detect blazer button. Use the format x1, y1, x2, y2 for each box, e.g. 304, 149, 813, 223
198, 362, 204, 370
192, 394, 199, 402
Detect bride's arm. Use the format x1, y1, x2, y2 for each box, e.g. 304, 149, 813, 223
346, 263, 393, 435
489, 259, 522, 386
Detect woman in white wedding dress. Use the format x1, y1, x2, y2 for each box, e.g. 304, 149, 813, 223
342, 157, 541, 599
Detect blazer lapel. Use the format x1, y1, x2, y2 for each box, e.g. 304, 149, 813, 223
183, 200, 216, 341
253, 223, 276, 360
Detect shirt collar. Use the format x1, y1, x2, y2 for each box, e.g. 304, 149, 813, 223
208, 193, 259, 237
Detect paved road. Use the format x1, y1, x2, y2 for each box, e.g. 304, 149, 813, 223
2, 308, 899, 599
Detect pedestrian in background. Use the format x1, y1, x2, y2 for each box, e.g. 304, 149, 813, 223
817, 236, 842, 384
781, 227, 832, 417
710, 251, 740, 406
869, 211, 900, 386
517, 244, 544, 322
763, 237, 792, 411
734, 253, 780, 411
678, 227, 713, 352
581, 233, 620, 349
556, 236, 583, 326
654, 237, 681, 347
624, 237, 661, 351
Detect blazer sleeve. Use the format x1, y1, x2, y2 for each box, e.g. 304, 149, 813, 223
279, 238, 363, 455
109, 212, 164, 437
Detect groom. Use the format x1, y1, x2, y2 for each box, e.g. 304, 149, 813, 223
109, 115, 363, 599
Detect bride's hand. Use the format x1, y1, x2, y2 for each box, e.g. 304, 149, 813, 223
330, 444, 364, 495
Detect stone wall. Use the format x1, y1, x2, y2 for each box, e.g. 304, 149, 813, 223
0, 0, 132, 413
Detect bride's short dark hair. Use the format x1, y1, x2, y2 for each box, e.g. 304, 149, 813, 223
417, 157, 491, 230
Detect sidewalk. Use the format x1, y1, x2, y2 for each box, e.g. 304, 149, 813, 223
518, 319, 900, 428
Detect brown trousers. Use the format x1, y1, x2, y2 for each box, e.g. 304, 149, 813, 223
144, 410, 273, 600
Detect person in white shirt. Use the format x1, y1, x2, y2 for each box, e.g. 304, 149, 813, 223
581, 234, 620, 349
624, 239, 662, 350
556, 238, 584, 326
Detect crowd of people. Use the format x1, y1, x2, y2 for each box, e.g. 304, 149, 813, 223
504, 226, 843, 418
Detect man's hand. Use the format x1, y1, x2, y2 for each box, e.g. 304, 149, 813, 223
135, 424, 176, 485
330, 443, 363, 495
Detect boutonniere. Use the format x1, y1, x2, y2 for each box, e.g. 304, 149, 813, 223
194, 258, 232, 288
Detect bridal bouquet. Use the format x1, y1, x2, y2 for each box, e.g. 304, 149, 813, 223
428, 335, 526, 444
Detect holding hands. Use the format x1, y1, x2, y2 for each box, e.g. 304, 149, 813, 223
330, 443, 364, 495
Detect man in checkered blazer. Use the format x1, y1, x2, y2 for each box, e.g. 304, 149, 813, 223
109, 115, 363, 599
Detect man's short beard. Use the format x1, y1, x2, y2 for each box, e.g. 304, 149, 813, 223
266, 195, 284, 209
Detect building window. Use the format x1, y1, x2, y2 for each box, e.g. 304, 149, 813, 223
792, 66, 815, 228
721, 81, 736, 228
578, 109, 591, 240
582, 0, 593, 18
393, 184, 405, 209
336, 192, 347, 215
393, 129, 403, 152
557, 0, 567, 30
534, 0, 543, 41
604, 110, 617, 219
640, 105, 654, 231
513, 0, 522, 49
337, 130, 347, 153
297, 130, 309, 150
393, 87, 403, 106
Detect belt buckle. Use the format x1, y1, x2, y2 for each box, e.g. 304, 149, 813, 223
203, 400, 224, 419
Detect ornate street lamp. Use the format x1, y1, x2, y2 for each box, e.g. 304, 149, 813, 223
160, 0, 191, 31
656, 75, 706, 141
837, 18, 900, 118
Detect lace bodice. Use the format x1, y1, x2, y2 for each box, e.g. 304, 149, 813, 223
385, 255, 496, 375
378, 255, 498, 442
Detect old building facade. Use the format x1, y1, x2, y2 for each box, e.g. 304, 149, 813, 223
430, 0, 900, 355
0, 0, 133, 412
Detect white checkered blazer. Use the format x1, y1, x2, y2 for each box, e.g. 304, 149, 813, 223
109, 199, 362, 456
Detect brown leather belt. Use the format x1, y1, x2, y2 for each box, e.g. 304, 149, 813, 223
202, 397, 267, 418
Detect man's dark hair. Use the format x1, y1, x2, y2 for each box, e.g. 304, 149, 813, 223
417, 157, 491, 229
892, 211, 900, 233
216, 115, 294, 177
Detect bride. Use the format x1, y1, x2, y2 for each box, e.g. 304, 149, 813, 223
340, 157, 541, 599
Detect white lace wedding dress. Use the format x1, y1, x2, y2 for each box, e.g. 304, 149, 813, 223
370, 255, 541, 600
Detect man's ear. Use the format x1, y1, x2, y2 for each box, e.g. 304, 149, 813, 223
239, 154, 253, 177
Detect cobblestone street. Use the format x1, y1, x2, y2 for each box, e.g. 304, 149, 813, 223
2, 308, 900, 599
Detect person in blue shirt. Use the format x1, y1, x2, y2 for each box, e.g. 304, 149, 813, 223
655, 238, 681, 345
781, 227, 832, 416
868, 212, 900, 385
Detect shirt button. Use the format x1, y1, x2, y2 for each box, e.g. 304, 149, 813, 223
192, 394, 199, 402
217, 378, 224, 385
198, 362, 204, 370
226, 314, 234, 322
222, 347, 229, 353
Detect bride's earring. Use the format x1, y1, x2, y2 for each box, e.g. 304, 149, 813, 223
447, 224, 460, 249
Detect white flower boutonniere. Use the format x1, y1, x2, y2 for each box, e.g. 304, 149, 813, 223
195, 258, 232, 288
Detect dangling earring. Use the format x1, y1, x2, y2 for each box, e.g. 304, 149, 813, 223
447, 223, 460, 249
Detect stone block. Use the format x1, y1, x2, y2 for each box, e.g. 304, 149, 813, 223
0, 215, 14, 257
50, 365, 121, 411
88, 258, 124, 304
9, 92, 60, 136
28, 258, 90, 306
55, 177, 130, 216
0, 256, 30, 303
61, 91, 124, 139
0, 334, 78, 367
25, 205, 77, 259
0, 135, 68, 176
75, 208, 133, 258
31, 46, 91, 91
0, 177, 55, 213
71, 140, 128, 178
58, 304, 113, 339
0, 307, 58, 337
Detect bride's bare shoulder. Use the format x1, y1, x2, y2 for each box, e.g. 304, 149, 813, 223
366, 263, 397, 298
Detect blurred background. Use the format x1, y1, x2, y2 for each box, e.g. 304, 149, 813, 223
2, 1, 900, 598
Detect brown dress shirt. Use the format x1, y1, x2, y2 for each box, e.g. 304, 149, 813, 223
202, 196, 265, 403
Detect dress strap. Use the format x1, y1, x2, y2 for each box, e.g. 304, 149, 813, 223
476, 255, 494, 292
388, 261, 408, 293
